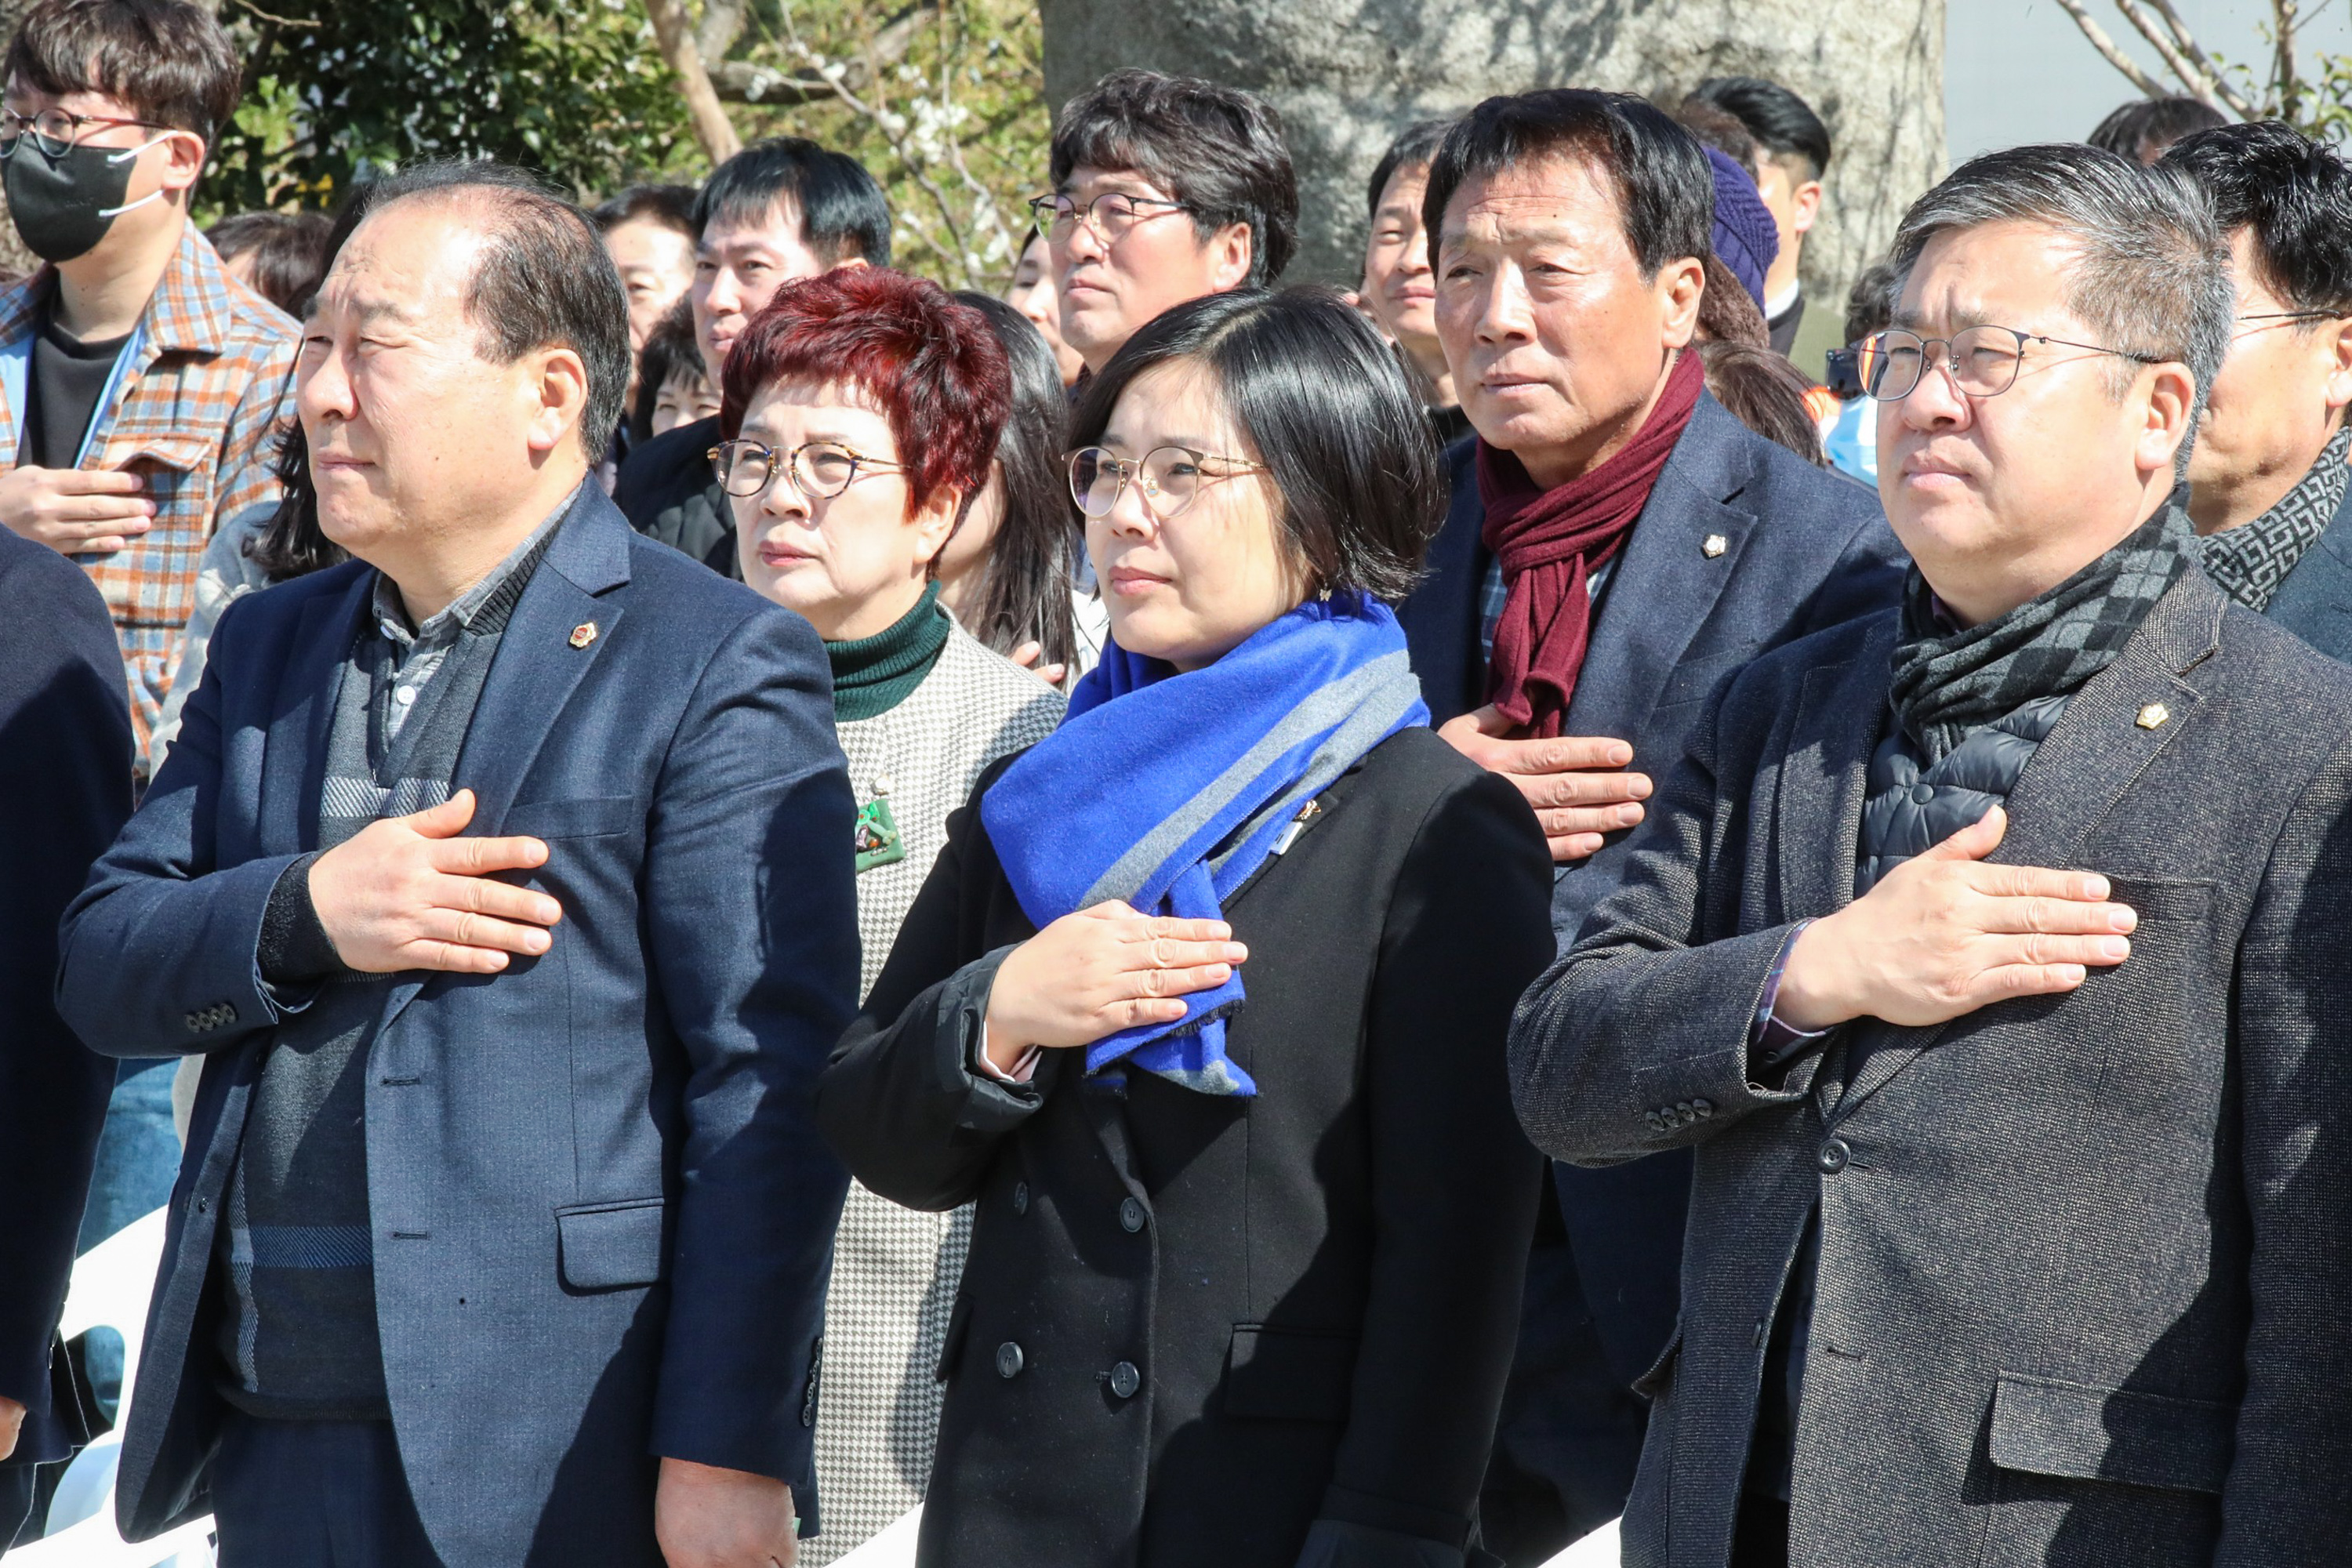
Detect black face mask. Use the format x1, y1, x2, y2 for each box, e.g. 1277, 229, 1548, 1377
3, 136, 159, 263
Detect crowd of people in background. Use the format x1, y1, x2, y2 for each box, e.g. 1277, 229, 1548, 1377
5, 1, 2352, 1566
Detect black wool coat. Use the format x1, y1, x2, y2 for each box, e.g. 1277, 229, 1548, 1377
817, 727, 1555, 1568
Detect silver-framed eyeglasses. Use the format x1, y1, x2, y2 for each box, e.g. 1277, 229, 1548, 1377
1068, 445, 1269, 521
0, 107, 166, 158
1026, 191, 1192, 244
708, 438, 905, 501
1857, 326, 2165, 402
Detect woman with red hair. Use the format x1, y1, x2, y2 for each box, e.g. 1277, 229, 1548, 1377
714, 265, 1065, 1562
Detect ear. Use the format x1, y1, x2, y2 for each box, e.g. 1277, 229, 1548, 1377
909, 480, 965, 572
2137, 361, 2198, 480
157, 129, 206, 196
836, 256, 871, 272
1657, 255, 1707, 351
525, 344, 593, 463
2324, 316, 2352, 417
1207, 221, 1254, 293
1791, 180, 1824, 238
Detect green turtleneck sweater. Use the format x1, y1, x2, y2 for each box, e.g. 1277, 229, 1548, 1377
827, 580, 953, 721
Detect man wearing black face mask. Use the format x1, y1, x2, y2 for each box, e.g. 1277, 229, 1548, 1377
0, 0, 298, 782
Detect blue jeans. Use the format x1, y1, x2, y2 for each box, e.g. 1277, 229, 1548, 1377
75, 1058, 182, 1254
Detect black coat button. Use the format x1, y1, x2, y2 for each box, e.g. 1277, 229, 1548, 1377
1119, 1197, 1146, 1233
1108, 1360, 1141, 1399
1817, 1138, 1851, 1174
1012, 1181, 1029, 1215
1753, 1316, 1769, 1348
995, 1341, 1024, 1378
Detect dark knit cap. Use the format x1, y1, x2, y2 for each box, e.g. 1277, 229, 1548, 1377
1704, 146, 1779, 308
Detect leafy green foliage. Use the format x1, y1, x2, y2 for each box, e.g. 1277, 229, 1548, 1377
206, 0, 696, 217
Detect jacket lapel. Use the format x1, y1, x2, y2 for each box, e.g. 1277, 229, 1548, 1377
260, 568, 372, 856
1565, 396, 1756, 738
1831, 574, 2222, 1120
374, 487, 633, 1036
2262, 475, 2352, 661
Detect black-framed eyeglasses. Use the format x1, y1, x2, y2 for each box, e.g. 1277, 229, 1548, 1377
1068, 445, 1269, 521
1026, 191, 1192, 244
1857, 326, 2165, 402
0, 108, 168, 158
708, 439, 904, 501
2236, 309, 2343, 330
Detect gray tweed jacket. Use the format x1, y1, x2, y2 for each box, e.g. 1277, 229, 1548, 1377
1511, 570, 2352, 1568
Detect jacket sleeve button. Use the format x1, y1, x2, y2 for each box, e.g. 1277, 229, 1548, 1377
1012, 1181, 1030, 1216
1119, 1196, 1146, 1233
1107, 1360, 1141, 1399
995, 1341, 1024, 1379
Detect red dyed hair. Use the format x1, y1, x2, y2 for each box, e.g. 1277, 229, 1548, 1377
720, 266, 1011, 515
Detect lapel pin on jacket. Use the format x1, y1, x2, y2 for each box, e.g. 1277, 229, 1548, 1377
2136, 702, 2170, 729
569, 622, 598, 650
1702, 533, 1728, 558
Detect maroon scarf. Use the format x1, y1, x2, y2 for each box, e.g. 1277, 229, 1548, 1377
1478, 349, 1704, 737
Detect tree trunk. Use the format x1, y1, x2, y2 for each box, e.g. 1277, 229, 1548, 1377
1038, 0, 1945, 321
642, 0, 744, 165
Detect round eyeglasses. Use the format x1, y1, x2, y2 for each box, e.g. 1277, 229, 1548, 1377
708, 439, 904, 501
1856, 326, 2164, 402
1067, 445, 1269, 521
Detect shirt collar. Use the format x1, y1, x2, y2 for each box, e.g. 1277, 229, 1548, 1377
0, 225, 236, 358
371, 482, 584, 647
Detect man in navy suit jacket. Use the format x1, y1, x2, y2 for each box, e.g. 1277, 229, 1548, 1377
56, 164, 858, 1567
1404, 93, 1902, 1563
0, 528, 132, 1548
2162, 123, 2352, 660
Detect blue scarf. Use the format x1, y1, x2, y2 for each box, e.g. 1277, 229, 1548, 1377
981, 592, 1428, 1095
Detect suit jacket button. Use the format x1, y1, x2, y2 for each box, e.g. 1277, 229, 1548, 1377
1753, 1317, 1769, 1348
1817, 1138, 1851, 1174
995, 1341, 1024, 1378
1645, 1111, 1667, 1132
1108, 1360, 1141, 1399
1693, 1099, 1715, 1119
1119, 1197, 1146, 1233
1012, 1181, 1030, 1216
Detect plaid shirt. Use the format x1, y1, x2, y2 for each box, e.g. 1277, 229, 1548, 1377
0, 226, 298, 769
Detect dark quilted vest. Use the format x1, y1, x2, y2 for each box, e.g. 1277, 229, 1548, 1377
1856, 691, 2071, 892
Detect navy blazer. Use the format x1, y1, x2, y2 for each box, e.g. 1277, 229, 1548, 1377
56, 488, 859, 1563
2263, 470, 2352, 661
1398, 395, 1904, 1433
0, 530, 130, 1470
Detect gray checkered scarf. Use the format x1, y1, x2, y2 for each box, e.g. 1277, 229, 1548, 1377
2200, 423, 2352, 612
1889, 503, 2194, 764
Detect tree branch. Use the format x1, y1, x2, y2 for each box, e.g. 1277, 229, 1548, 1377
695, 0, 746, 66
2132, 0, 2262, 117
641, 0, 742, 162
2053, 0, 2176, 101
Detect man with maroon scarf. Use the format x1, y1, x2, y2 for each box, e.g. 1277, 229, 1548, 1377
1395, 90, 1903, 1565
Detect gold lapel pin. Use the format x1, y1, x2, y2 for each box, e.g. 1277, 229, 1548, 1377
1702, 534, 1728, 558
569, 622, 598, 649
2136, 702, 2170, 730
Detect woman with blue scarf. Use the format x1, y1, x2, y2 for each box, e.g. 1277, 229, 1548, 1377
817, 289, 1555, 1568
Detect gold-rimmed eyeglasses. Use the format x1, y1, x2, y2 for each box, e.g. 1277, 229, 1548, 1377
1857, 326, 2165, 402
708, 439, 905, 501
1026, 191, 1192, 245
1067, 445, 1269, 521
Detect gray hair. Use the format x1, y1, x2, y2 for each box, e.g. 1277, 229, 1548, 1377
1888, 143, 2233, 473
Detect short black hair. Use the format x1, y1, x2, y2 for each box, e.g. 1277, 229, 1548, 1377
207, 209, 330, 316
1673, 100, 1759, 175
359, 160, 633, 466
1365, 118, 1454, 220
693, 136, 891, 267
590, 182, 699, 239
1424, 89, 1713, 281
1690, 75, 1831, 179
1842, 258, 1899, 344
630, 297, 705, 445
2087, 96, 2228, 165
1072, 287, 1444, 601
4, 0, 239, 141
1051, 67, 1300, 286
950, 290, 1080, 670
2161, 120, 2352, 318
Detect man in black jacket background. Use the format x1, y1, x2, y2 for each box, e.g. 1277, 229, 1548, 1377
2161, 122, 2352, 661
0, 526, 133, 1548
612, 137, 889, 574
